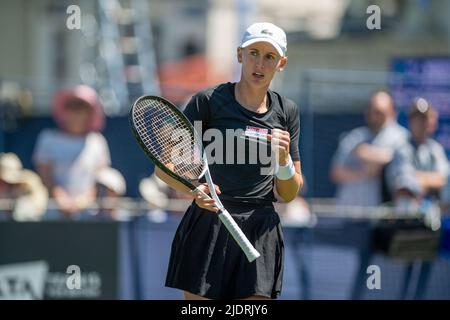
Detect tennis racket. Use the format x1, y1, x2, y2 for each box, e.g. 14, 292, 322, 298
129, 95, 260, 262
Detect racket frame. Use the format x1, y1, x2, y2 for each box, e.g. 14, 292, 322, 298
130, 95, 260, 262
130, 95, 203, 191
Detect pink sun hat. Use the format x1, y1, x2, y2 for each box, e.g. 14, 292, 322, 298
52, 85, 105, 131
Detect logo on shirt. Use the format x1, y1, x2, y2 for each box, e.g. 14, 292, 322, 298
244, 126, 268, 141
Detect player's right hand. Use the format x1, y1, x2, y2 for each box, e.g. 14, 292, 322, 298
193, 183, 221, 213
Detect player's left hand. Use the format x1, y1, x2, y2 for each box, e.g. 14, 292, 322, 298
267, 128, 290, 165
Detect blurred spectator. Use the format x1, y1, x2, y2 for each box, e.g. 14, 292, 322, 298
33, 85, 111, 220
0, 153, 48, 221
386, 98, 448, 300
93, 167, 127, 220
139, 173, 171, 222
388, 98, 448, 227
275, 179, 316, 227
330, 91, 408, 208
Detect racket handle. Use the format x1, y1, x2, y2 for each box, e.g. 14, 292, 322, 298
218, 209, 261, 262
193, 188, 260, 262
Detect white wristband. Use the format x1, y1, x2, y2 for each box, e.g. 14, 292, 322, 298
276, 155, 296, 180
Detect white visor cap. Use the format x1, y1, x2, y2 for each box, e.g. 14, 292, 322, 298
240, 22, 287, 57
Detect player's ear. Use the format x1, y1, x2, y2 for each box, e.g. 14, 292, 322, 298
237, 47, 243, 63
278, 56, 288, 72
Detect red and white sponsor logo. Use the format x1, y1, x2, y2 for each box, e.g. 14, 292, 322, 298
244, 126, 268, 140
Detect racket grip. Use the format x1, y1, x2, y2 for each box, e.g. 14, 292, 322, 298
218, 209, 261, 262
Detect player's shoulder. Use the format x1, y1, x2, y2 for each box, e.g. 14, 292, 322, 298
183, 83, 233, 114
186, 83, 234, 113
194, 82, 234, 102
270, 89, 299, 114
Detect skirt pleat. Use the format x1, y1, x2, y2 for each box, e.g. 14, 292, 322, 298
165, 201, 284, 299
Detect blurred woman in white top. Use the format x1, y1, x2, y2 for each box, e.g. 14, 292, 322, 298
33, 85, 111, 219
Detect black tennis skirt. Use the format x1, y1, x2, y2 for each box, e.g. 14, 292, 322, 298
165, 201, 284, 299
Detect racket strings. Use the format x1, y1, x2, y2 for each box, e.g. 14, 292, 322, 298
135, 101, 199, 171
133, 98, 204, 180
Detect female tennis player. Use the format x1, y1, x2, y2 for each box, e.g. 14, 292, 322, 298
156, 22, 303, 300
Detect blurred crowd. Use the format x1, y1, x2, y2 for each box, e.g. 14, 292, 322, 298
0, 84, 185, 222
1, 85, 450, 227
331, 91, 450, 227
0, 83, 312, 224
329, 91, 450, 299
